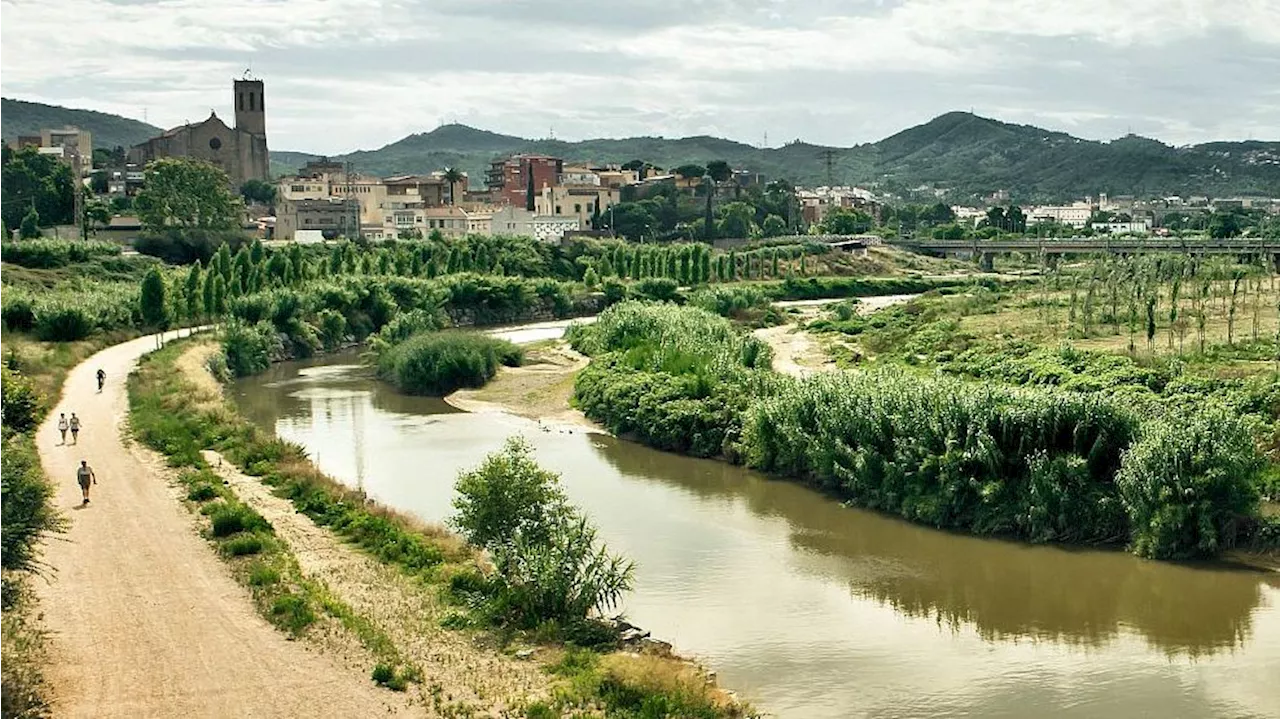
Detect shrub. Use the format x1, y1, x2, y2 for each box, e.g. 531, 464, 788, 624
208, 502, 270, 537
451, 436, 568, 549
246, 562, 281, 586
451, 439, 634, 629
269, 592, 315, 635
1, 366, 42, 434
375, 331, 522, 396
0, 239, 121, 268
631, 277, 680, 302
221, 533, 265, 557
1, 435, 64, 576
1117, 407, 1264, 559
221, 320, 282, 377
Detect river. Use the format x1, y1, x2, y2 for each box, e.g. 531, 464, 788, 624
230, 350, 1280, 719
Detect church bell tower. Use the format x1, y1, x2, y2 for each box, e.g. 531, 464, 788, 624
234, 76, 266, 136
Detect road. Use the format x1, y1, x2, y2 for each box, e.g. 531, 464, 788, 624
33, 329, 403, 719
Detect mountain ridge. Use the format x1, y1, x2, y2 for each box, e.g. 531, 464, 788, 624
5, 98, 1278, 202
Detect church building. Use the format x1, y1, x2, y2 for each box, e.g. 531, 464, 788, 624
129, 77, 270, 188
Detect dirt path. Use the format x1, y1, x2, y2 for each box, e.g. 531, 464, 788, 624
198, 448, 550, 716
758, 294, 920, 378
34, 330, 406, 718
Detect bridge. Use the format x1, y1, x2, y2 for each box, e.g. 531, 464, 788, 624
889, 237, 1280, 271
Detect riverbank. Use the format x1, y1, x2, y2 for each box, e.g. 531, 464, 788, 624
444, 340, 603, 433
144, 335, 750, 716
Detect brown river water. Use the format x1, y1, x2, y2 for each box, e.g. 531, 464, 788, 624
231, 353, 1280, 719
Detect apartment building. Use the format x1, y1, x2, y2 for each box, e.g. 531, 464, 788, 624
1026, 202, 1093, 228
7, 126, 94, 177
487, 154, 563, 207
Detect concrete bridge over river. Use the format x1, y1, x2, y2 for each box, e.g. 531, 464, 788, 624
888, 237, 1280, 271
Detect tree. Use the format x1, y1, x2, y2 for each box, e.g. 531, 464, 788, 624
135, 158, 241, 232
240, 178, 277, 206
2, 146, 75, 230
19, 207, 40, 239
673, 164, 706, 179
761, 214, 787, 238
984, 206, 1007, 231
185, 262, 203, 318
140, 267, 170, 329
441, 167, 465, 205
706, 160, 732, 183
90, 170, 109, 194
717, 202, 757, 239
820, 207, 873, 235
1209, 211, 1241, 238
85, 199, 112, 228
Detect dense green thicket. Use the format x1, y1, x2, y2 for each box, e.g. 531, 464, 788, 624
375, 332, 522, 396
0, 359, 63, 718
215, 273, 595, 377
571, 302, 1271, 558
743, 372, 1137, 543
1, 239, 122, 268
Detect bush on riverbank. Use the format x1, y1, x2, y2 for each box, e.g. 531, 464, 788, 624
450, 437, 634, 631
375, 332, 522, 396
570, 301, 1270, 558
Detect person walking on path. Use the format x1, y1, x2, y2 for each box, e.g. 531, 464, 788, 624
58, 413, 69, 444
69, 413, 81, 444
97, 368, 106, 392
76, 460, 96, 505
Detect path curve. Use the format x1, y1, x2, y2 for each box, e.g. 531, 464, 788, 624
34, 329, 403, 718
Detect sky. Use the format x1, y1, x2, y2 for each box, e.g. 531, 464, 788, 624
2, 0, 1279, 155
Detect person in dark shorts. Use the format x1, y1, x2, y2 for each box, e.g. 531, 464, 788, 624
96, 368, 106, 392
57, 413, 69, 444
69, 413, 81, 444
77, 460, 96, 504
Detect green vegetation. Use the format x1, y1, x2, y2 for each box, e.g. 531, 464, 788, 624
2, 145, 75, 232
374, 332, 523, 396
197, 114, 1280, 203
134, 158, 243, 233
129, 336, 745, 714
0, 359, 66, 719
128, 341, 426, 682
570, 299, 1277, 559
449, 438, 633, 632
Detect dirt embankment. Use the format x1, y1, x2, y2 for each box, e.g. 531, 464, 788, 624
445, 341, 603, 433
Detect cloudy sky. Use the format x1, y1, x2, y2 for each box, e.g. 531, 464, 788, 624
3, 0, 1278, 154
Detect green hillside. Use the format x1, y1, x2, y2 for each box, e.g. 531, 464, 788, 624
1, 98, 162, 150
331, 115, 1280, 202
6, 97, 1278, 202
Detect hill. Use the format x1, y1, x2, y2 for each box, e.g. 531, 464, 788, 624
6, 97, 1278, 202
312, 116, 1280, 202
1, 98, 162, 150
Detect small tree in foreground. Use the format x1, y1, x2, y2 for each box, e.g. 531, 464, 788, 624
139, 267, 169, 329
451, 437, 634, 629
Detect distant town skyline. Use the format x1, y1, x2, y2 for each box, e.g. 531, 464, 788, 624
2, 0, 1278, 155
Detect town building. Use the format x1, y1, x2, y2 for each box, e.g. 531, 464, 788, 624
128, 76, 270, 188
1025, 202, 1093, 229
1093, 220, 1152, 235
487, 154, 563, 207
274, 197, 355, 240
6, 126, 94, 177
488, 206, 580, 242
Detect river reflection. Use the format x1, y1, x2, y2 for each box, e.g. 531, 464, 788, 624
232, 354, 1280, 719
